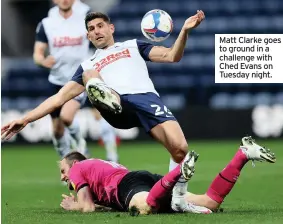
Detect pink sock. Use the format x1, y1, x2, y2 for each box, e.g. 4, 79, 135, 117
206, 148, 248, 204
146, 164, 182, 208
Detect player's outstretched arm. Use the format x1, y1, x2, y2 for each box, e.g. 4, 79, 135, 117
148, 10, 205, 63
1, 81, 85, 141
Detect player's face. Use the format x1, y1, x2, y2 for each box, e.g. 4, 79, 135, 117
57, 0, 74, 12
59, 159, 71, 184
87, 18, 115, 49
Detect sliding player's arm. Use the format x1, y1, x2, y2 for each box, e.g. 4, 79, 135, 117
33, 21, 55, 68
76, 186, 96, 212
148, 10, 205, 63
60, 186, 96, 212
1, 81, 85, 140
61, 165, 96, 213
60, 189, 109, 212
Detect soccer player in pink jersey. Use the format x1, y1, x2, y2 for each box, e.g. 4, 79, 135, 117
59, 136, 275, 215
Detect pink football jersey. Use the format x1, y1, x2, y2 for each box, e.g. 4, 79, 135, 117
69, 159, 129, 209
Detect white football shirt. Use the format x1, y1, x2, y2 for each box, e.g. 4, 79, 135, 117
71, 39, 159, 95
48, 0, 90, 18
35, 13, 90, 85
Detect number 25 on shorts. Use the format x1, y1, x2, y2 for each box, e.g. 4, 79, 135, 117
151, 104, 173, 117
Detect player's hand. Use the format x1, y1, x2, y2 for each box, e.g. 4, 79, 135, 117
60, 193, 76, 211
61, 193, 76, 201
183, 10, 205, 31
60, 199, 74, 211
1, 119, 28, 141
41, 55, 56, 68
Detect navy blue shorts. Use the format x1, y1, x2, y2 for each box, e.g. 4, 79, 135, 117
48, 82, 87, 118
97, 92, 176, 132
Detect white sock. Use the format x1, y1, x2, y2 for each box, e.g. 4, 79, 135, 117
52, 129, 71, 158
170, 158, 188, 197
67, 117, 82, 144
169, 157, 179, 171
99, 118, 119, 163
67, 117, 90, 157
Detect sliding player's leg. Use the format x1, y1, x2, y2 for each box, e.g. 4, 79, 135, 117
127, 151, 211, 215
185, 136, 276, 212
146, 151, 196, 210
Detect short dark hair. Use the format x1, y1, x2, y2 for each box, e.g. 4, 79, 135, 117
85, 12, 111, 30
63, 151, 87, 166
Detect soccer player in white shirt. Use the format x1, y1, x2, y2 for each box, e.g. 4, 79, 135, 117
48, 0, 90, 17
33, 0, 90, 158
47, 0, 120, 163
2, 10, 205, 211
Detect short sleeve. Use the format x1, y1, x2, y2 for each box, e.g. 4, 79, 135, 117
35, 22, 48, 43
47, 7, 57, 17
136, 39, 154, 61
71, 65, 84, 85
69, 164, 88, 192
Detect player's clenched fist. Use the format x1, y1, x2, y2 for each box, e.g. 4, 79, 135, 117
183, 10, 205, 31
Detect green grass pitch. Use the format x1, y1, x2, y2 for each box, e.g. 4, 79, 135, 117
2, 139, 283, 224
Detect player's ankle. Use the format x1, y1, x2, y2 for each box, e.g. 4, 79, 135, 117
172, 185, 187, 196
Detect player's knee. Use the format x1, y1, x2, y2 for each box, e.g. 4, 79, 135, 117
60, 115, 73, 127
172, 151, 186, 163
129, 192, 152, 216
171, 141, 188, 163
129, 204, 152, 216
82, 70, 101, 85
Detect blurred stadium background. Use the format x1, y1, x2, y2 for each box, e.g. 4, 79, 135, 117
2, 0, 283, 143
1, 1, 283, 223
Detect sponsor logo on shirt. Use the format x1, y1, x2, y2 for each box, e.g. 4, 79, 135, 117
53, 36, 83, 47
93, 49, 131, 72
70, 181, 76, 190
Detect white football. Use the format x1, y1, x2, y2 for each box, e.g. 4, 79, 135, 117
141, 9, 173, 42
